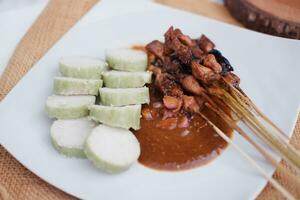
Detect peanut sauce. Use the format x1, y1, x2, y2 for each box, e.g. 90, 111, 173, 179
133, 86, 233, 171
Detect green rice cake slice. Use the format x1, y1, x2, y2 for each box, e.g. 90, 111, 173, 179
89, 104, 141, 130
102, 70, 152, 88
51, 117, 97, 157
54, 77, 103, 96
105, 48, 147, 72
46, 95, 95, 119
84, 124, 140, 173
59, 56, 108, 79
99, 87, 149, 106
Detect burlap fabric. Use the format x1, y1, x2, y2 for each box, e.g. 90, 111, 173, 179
0, 0, 299, 199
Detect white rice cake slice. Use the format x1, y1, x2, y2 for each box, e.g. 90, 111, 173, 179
105, 48, 147, 72
102, 70, 152, 88
51, 117, 97, 157
89, 104, 141, 130
54, 77, 103, 96
59, 56, 108, 79
99, 87, 149, 106
84, 124, 140, 173
46, 95, 95, 119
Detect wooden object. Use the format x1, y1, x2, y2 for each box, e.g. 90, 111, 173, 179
157, 0, 242, 26
225, 0, 300, 39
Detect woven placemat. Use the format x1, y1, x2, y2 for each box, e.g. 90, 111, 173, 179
0, 0, 299, 199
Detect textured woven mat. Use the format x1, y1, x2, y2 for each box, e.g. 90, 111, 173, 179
0, 0, 299, 199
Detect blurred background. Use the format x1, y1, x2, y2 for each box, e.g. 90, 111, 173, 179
2, 0, 298, 40
0, 0, 222, 12
0, 0, 46, 12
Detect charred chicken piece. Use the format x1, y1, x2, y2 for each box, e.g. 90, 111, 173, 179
191, 47, 205, 60
164, 27, 193, 65
180, 75, 205, 95
198, 34, 215, 53
164, 26, 183, 55
182, 95, 200, 113
162, 58, 182, 78
146, 40, 165, 61
209, 49, 234, 76
203, 54, 222, 73
170, 37, 193, 65
191, 61, 220, 84
178, 34, 196, 47
155, 73, 183, 97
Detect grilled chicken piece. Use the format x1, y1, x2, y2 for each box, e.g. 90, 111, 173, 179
163, 58, 182, 76
164, 26, 193, 65
170, 37, 193, 65
180, 75, 205, 95
146, 40, 165, 60
178, 34, 196, 47
182, 95, 200, 113
198, 34, 215, 53
191, 61, 220, 84
209, 49, 234, 76
191, 47, 204, 60
155, 73, 183, 97
203, 54, 222, 73
207, 85, 224, 96
164, 26, 183, 55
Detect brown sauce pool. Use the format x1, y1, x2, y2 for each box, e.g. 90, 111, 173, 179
133, 86, 233, 171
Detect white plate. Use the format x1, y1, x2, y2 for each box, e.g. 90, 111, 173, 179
1, 5, 300, 200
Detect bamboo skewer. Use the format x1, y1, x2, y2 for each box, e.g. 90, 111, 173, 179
242, 117, 300, 186
204, 101, 300, 187
242, 117, 300, 176
222, 79, 289, 140
199, 113, 296, 200
226, 82, 289, 141
204, 103, 279, 168
207, 83, 300, 173
220, 89, 300, 174
204, 95, 291, 171
225, 94, 300, 175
